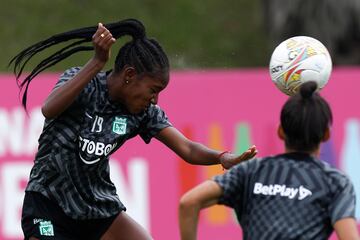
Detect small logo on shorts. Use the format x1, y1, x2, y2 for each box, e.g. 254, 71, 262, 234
39, 220, 54, 236
112, 117, 127, 135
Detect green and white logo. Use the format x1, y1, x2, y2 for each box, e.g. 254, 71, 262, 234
112, 117, 127, 135
39, 220, 54, 236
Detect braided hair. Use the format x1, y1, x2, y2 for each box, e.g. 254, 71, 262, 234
9, 19, 169, 109
280, 81, 333, 152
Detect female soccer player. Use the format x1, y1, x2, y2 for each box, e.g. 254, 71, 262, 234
9, 19, 257, 240
179, 81, 359, 240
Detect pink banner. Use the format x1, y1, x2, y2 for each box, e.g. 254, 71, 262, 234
0, 68, 359, 239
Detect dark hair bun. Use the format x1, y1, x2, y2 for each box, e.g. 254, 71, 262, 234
300, 81, 318, 99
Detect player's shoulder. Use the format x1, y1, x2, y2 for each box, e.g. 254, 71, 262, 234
60, 67, 106, 81
143, 104, 168, 118
60, 66, 82, 77
147, 104, 164, 112
55, 67, 83, 88
318, 161, 353, 188
240, 153, 312, 174
230, 157, 266, 174
244, 154, 281, 168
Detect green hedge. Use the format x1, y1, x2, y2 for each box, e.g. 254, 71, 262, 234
2, 0, 271, 72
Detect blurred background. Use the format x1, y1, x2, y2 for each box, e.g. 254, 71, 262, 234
0, 0, 360, 239
1, 0, 360, 71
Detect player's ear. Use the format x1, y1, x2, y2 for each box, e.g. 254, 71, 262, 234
123, 66, 137, 82
322, 127, 330, 142
277, 125, 285, 140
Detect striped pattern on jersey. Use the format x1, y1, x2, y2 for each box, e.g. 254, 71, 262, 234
214, 152, 356, 240
26, 67, 172, 219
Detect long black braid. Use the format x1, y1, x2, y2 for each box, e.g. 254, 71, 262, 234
9, 18, 169, 109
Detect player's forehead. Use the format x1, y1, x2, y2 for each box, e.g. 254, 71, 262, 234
140, 71, 169, 88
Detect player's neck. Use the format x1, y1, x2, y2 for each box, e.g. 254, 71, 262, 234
284, 147, 320, 157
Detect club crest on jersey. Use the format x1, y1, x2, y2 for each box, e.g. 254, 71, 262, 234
38, 220, 54, 236
112, 117, 127, 135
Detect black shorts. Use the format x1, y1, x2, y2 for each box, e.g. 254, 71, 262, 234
21, 191, 118, 240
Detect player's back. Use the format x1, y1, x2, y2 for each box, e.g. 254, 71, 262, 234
215, 152, 355, 240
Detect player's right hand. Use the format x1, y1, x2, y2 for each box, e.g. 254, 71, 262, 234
92, 23, 116, 64
220, 145, 258, 169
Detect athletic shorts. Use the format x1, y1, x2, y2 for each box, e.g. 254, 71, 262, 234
21, 191, 118, 240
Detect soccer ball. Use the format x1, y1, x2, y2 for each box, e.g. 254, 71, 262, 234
269, 36, 332, 96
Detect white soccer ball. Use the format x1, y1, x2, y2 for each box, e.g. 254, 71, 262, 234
269, 36, 332, 96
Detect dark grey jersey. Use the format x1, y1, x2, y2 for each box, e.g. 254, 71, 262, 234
214, 152, 356, 240
26, 67, 172, 219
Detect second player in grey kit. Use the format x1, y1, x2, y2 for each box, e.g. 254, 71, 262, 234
10, 19, 257, 240
179, 81, 359, 240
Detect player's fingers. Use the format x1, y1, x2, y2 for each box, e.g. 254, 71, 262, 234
99, 33, 113, 43
246, 145, 257, 158
249, 145, 257, 152
239, 151, 251, 160
98, 30, 111, 42
99, 34, 115, 51
93, 23, 112, 43
240, 148, 257, 160
103, 37, 116, 49
249, 150, 258, 158
93, 23, 104, 39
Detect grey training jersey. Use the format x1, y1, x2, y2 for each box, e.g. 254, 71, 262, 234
26, 67, 172, 219
214, 152, 356, 240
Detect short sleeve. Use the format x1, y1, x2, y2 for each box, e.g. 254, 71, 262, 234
328, 174, 356, 225
139, 104, 172, 143
55, 67, 81, 89
54, 67, 93, 105
213, 159, 254, 208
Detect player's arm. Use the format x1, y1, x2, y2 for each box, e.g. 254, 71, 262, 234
333, 218, 360, 240
156, 127, 257, 169
42, 23, 115, 119
179, 180, 222, 240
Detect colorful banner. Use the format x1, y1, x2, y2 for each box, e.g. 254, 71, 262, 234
0, 68, 359, 239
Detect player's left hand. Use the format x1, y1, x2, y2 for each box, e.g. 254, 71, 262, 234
220, 145, 257, 169
92, 23, 116, 64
